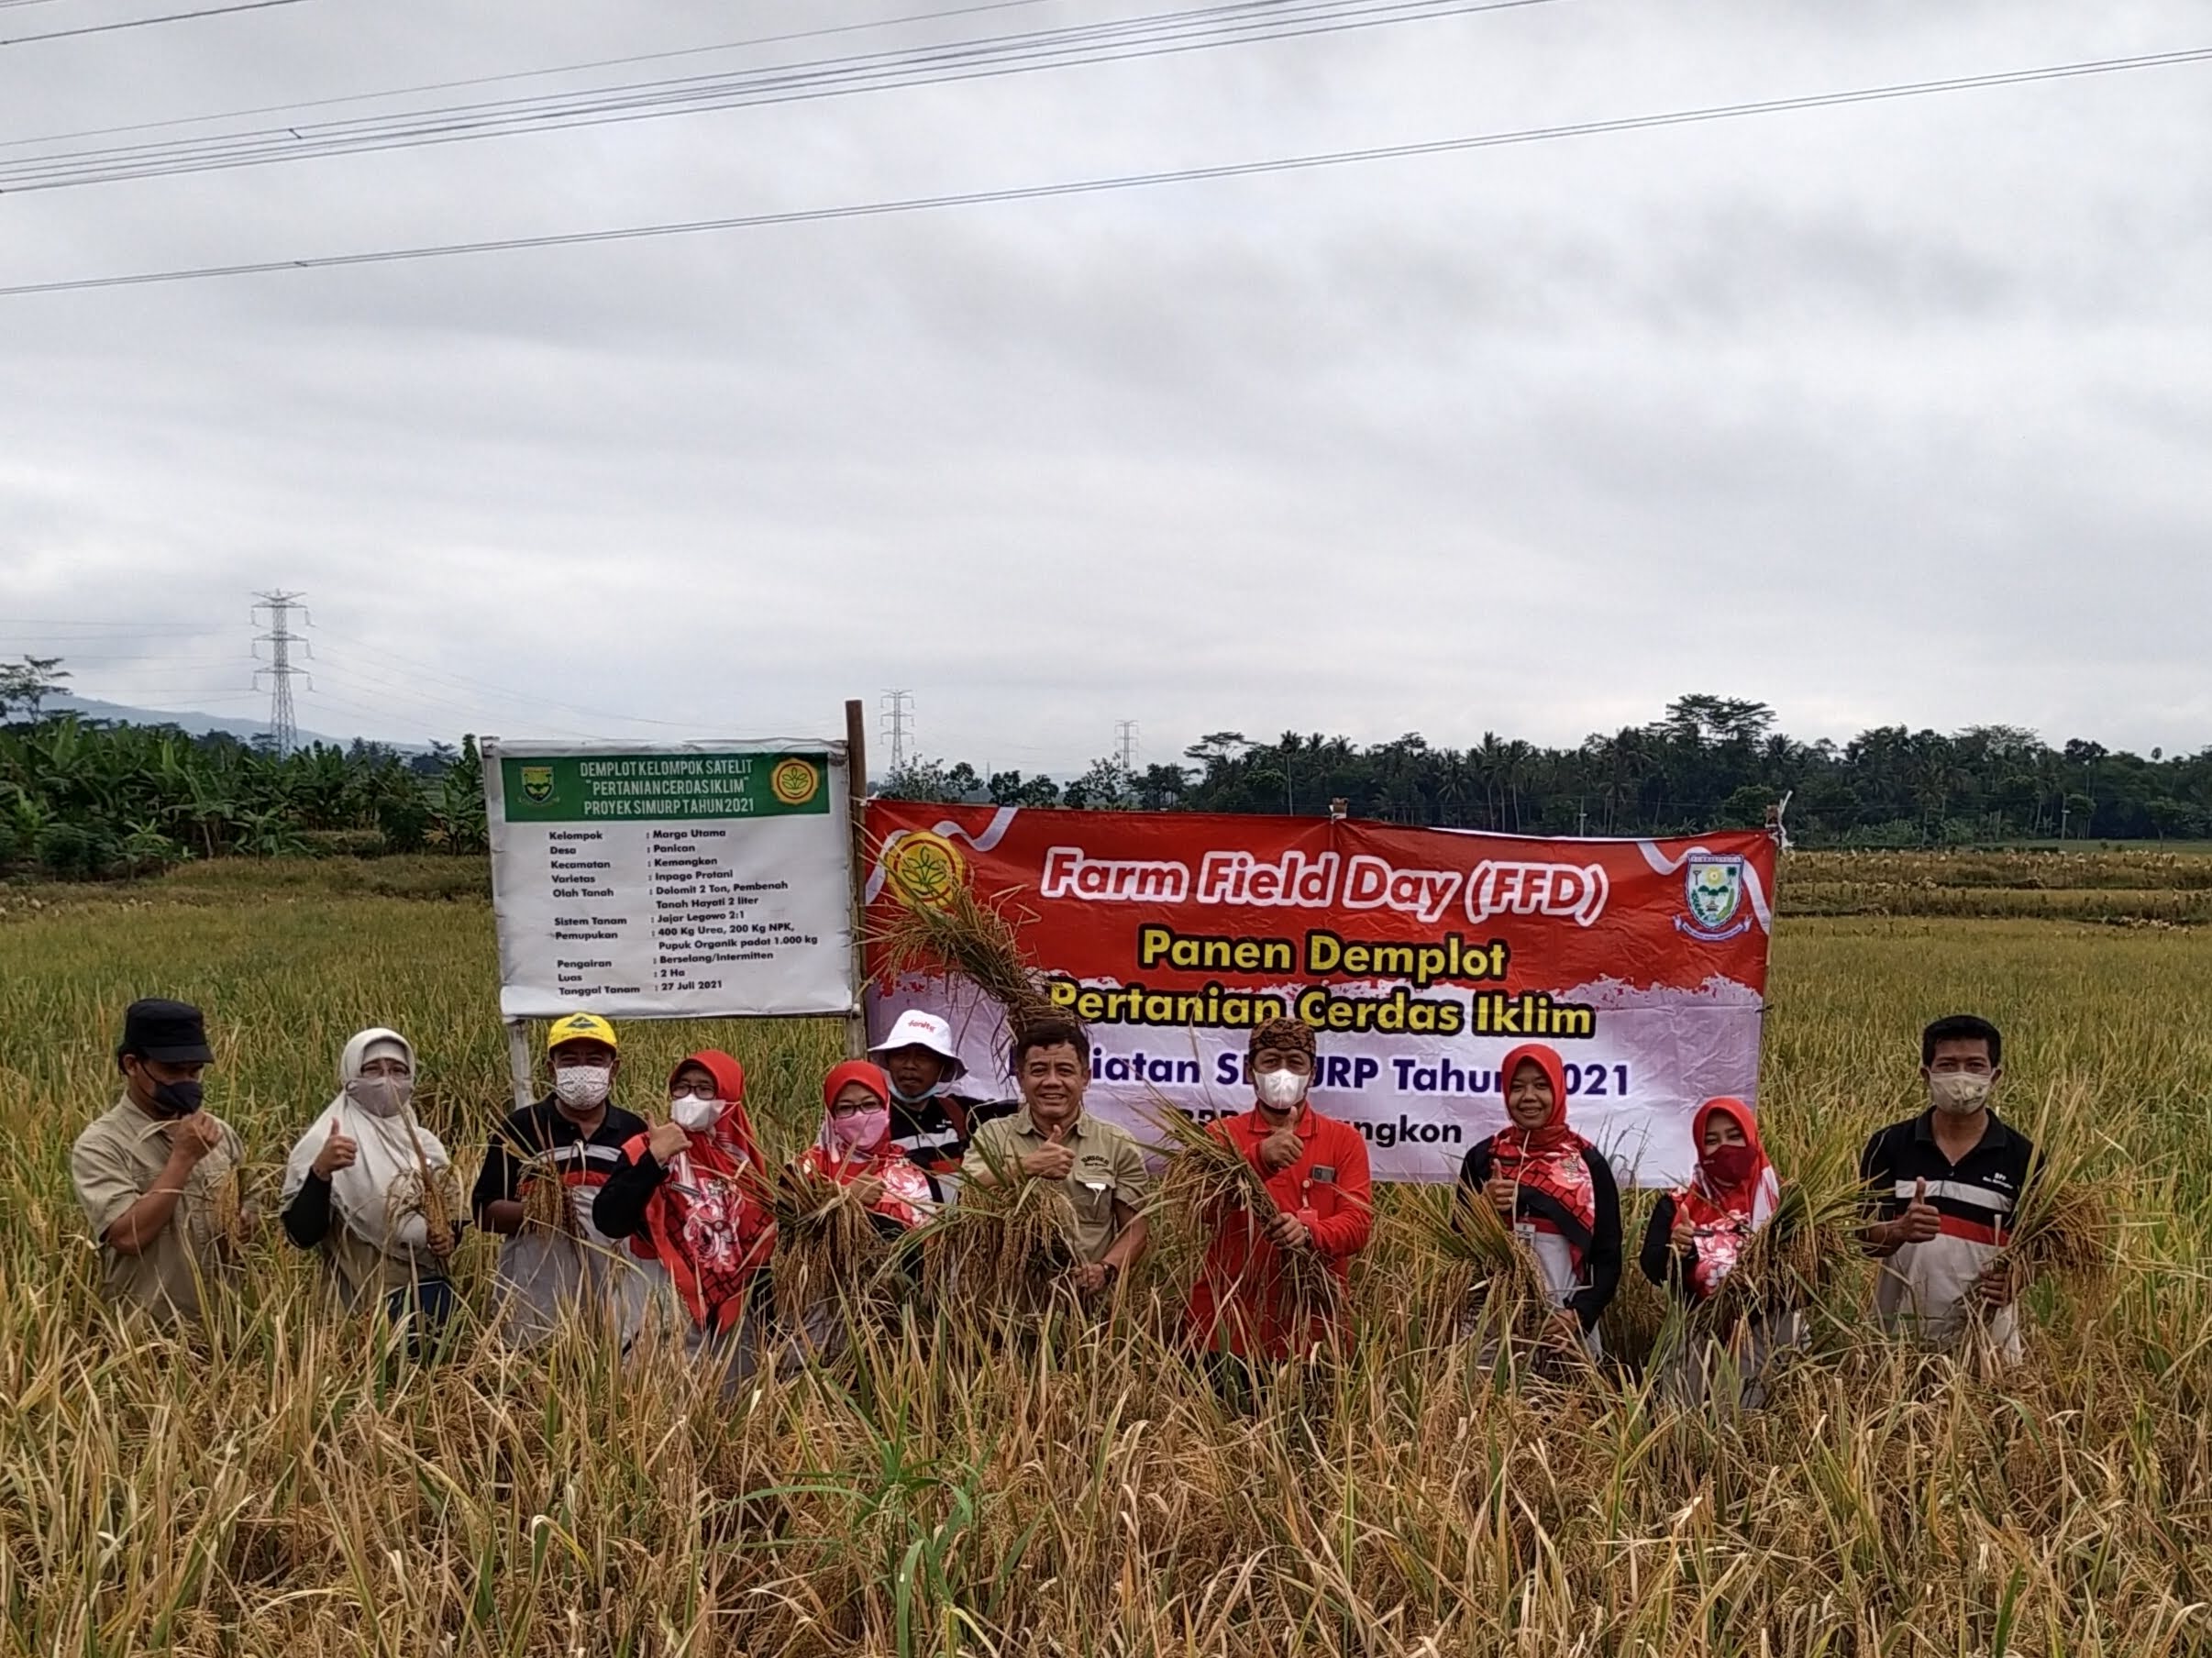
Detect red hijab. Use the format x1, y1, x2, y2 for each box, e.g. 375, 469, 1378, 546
670, 1050, 761, 1176
1674, 1096, 1779, 1299
800, 1060, 935, 1227
1489, 1044, 1600, 1256
634, 1050, 774, 1329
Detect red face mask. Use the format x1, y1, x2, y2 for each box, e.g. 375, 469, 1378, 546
1703, 1143, 1757, 1188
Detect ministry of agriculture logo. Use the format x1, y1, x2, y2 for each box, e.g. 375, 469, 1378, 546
1681, 853, 1748, 939
883, 829, 968, 910
519, 764, 556, 805
769, 757, 821, 806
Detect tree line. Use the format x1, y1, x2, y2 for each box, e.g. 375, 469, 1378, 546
9, 660, 2209, 880
881, 694, 2212, 846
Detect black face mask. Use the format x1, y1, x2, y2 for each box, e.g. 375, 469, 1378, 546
148, 1078, 205, 1118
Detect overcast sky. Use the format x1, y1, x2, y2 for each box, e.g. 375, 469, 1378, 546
1, 0, 2206, 769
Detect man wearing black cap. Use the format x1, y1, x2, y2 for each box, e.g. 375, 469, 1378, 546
70, 999, 246, 1324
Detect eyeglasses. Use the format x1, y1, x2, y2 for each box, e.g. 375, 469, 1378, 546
669, 1079, 720, 1099
829, 1100, 880, 1118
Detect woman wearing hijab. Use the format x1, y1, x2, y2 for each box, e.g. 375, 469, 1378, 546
769, 1062, 935, 1369
593, 1050, 777, 1379
796, 1060, 940, 1230
1640, 1096, 1801, 1408
281, 1027, 461, 1343
1455, 1043, 1622, 1366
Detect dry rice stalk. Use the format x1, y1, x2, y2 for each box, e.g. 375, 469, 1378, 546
206, 1162, 253, 1257
1995, 1079, 2118, 1281
1700, 1125, 1865, 1331
518, 1153, 583, 1238
1391, 1182, 1552, 1342
1146, 1102, 1343, 1325
869, 876, 1058, 1040
912, 1165, 1081, 1321
764, 1162, 891, 1332
382, 1166, 465, 1255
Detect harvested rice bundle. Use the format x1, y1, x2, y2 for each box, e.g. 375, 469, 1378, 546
869, 876, 1057, 1039
517, 1153, 583, 1238
1994, 1082, 2118, 1282
1392, 1181, 1552, 1343
1699, 1130, 1864, 1332
764, 1162, 891, 1332
206, 1161, 254, 1257
913, 1163, 1081, 1320
1148, 1102, 1342, 1322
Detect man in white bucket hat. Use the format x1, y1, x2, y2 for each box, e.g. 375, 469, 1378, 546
869, 1009, 994, 1184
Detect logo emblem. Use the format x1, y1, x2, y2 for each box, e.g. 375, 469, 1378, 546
769, 757, 821, 807
1684, 854, 1746, 936
883, 829, 968, 910
519, 764, 555, 805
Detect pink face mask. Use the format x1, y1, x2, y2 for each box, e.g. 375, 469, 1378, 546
830, 1105, 890, 1154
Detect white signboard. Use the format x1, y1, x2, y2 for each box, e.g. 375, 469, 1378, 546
484, 738, 857, 1020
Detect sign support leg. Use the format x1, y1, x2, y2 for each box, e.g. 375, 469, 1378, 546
505, 1018, 535, 1111
844, 697, 869, 1059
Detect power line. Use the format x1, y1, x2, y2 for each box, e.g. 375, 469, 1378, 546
0, 0, 309, 48
0, 0, 1538, 193
0, 0, 1064, 149
6, 42, 2203, 299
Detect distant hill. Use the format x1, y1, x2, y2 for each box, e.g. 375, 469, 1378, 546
43, 695, 419, 752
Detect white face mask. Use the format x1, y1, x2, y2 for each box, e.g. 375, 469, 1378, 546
669, 1094, 720, 1133
553, 1063, 613, 1112
1930, 1071, 1993, 1116
346, 1074, 413, 1119
1255, 1067, 1311, 1111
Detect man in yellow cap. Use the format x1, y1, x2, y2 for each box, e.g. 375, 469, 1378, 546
472, 1013, 661, 1345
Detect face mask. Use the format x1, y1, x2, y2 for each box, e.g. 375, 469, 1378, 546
1930, 1071, 1992, 1117
553, 1064, 613, 1112
1255, 1068, 1310, 1111
670, 1094, 721, 1133
887, 1078, 942, 1107
346, 1075, 413, 1119
1703, 1143, 1757, 1188
149, 1078, 204, 1119
830, 1105, 890, 1153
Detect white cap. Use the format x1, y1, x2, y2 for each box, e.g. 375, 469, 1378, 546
868, 1009, 966, 1080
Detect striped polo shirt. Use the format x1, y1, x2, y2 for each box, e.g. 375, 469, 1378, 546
1861, 1109, 2034, 1358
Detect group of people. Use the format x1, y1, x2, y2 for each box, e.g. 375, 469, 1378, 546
71, 996, 2034, 1395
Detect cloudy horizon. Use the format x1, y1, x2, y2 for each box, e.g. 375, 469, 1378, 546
3, 0, 2206, 769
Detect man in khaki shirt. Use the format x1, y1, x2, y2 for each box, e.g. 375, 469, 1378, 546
71, 1000, 245, 1326
966, 1017, 1149, 1293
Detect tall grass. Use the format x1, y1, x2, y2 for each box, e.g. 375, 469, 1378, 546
2, 865, 2209, 1652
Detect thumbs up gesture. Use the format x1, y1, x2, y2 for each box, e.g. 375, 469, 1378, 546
1257, 1124, 1302, 1174
311, 1123, 359, 1178
1895, 1177, 1942, 1245
1023, 1120, 1077, 1181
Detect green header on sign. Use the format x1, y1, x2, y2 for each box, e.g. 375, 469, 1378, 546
501, 752, 834, 823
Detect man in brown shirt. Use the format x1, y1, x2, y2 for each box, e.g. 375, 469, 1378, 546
70, 1000, 245, 1326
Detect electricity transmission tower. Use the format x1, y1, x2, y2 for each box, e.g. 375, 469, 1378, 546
1116, 719, 1140, 773
881, 689, 912, 771
250, 591, 313, 755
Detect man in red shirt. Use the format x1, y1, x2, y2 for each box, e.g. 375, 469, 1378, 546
1185, 1016, 1374, 1367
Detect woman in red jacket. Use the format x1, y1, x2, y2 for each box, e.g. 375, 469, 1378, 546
593, 1049, 776, 1383
1185, 1017, 1374, 1373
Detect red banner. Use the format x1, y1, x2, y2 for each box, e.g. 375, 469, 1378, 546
863, 805, 1777, 1185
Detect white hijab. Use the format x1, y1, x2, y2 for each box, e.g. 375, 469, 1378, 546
282, 1026, 453, 1255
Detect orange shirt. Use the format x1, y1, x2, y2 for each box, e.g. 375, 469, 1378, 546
1184, 1105, 1374, 1360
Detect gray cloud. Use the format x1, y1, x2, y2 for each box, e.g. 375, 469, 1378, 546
2, 0, 2207, 765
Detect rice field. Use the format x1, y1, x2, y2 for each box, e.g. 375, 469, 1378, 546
2, 855, 2209, 1654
